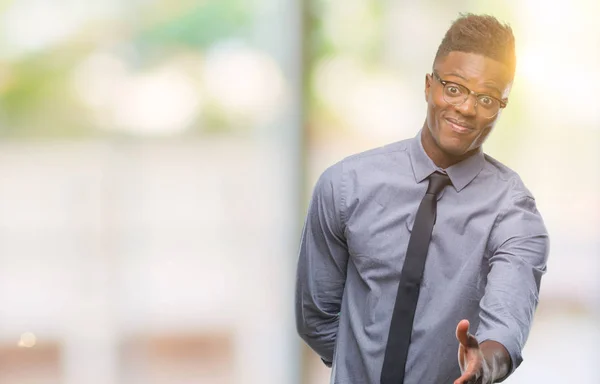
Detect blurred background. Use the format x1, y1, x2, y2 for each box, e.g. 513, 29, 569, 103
0, 0, 597, 383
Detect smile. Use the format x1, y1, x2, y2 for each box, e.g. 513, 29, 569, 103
445, 118, 474, 134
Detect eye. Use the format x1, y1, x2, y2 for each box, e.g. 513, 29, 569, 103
447, 85, 461, 95
479, 96, 494, 106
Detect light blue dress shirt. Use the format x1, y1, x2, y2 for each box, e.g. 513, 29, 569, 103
295, 131, 549, 383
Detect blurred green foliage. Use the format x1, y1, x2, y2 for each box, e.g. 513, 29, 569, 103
136, 0, 251, 51
0, 0, 253, 139
0, 46, 95, 138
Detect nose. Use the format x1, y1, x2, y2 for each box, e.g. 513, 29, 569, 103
456, 93, 477, 117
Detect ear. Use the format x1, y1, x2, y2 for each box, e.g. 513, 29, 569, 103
424, 73, 432, 102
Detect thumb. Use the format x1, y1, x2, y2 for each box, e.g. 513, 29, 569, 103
455, 319, 475, 348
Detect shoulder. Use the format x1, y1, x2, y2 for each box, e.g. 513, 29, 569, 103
341, 139, 410, 166
481, 153, 535, 201
482, 155, 549, 255
313, 138, 411, 202
325, 138, 411, 179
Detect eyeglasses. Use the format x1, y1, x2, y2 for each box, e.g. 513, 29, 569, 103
432, 71, 507, 119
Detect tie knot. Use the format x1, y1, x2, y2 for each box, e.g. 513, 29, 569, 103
426, 172, 451, 196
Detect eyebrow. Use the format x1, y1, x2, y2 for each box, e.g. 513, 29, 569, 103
440, 71, 503, 97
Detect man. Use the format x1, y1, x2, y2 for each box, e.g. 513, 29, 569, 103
295, 13, 549, 384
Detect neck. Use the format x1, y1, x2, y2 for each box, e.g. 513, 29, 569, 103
420, 127, 476, 169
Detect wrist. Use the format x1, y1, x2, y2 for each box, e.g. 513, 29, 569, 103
480, 341, 510, 382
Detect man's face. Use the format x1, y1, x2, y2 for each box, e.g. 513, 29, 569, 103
424, 51, 513, 157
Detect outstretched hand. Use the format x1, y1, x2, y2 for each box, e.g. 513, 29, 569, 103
454, 319, 491, 384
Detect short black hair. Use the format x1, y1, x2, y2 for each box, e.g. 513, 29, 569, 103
434, 13, 516, 77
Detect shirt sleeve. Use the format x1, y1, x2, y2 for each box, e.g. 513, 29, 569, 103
475, 194, 549, 380
295, 163, 349, 364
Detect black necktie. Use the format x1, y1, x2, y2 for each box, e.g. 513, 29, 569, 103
381, 172, 451, 384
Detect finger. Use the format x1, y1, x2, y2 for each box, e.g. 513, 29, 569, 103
455, 319, 471, 347
456, 319, 480, 349
453, 375, 469, 384
454, 370, 478, 384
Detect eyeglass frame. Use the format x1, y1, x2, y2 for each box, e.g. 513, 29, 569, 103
431, 71, 508, 118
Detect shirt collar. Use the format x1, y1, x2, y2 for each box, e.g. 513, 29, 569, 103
408, 130, 485, 192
